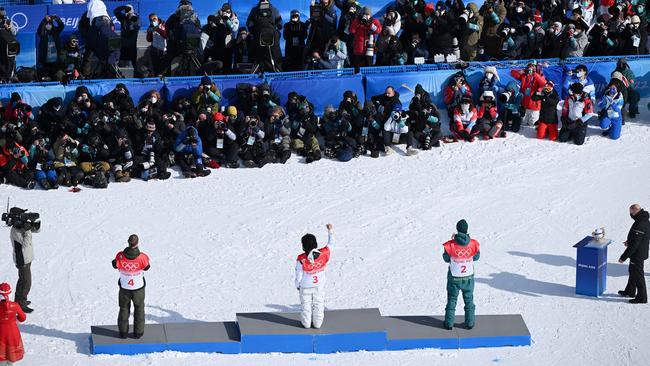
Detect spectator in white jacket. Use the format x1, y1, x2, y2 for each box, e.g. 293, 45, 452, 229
383, 109, 417, 156
294, 224, 333, 329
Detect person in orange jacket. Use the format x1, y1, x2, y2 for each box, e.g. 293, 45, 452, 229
0, 283, 26, 365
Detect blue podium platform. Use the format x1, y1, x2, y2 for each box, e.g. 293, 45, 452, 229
90, 310, 531, 355
573, 236, 611, 297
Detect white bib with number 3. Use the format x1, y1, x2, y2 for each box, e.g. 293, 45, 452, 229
247, 136, 255, 145
449, 258, 474, 277
216, 139, 224, 149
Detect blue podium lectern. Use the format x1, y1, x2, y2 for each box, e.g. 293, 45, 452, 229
573, 236, 611, 297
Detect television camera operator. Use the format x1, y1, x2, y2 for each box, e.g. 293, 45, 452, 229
246, 0, 283, 73
3, 206, 41, 314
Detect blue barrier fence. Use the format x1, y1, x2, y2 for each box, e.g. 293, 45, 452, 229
1, 55, 649, 116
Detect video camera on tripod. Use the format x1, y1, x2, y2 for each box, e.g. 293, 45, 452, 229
1, 201, 40, 231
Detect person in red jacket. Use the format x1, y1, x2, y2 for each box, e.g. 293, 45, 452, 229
510, 61, 546, 127
0, 143, 35, 190
451, 97, 479, 142
0, 283, 26, 365
443, 72, 472, 119
348, 7, 381, 69
2, 93, 32, 128
475, 91, 503, 139
112, 234, 150, 339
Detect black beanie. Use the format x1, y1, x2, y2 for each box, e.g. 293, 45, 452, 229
301, 234, 318, 253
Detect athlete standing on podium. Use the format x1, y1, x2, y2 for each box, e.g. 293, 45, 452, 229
442, 219, 480, 330
295, 223, 333, 329
112, 234, 150, 339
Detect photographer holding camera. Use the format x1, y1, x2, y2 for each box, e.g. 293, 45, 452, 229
37, 15, 65, 81
5, 207, 41, 313
114, 4, 141, 73
174, 125, 210, 178
0, 7, 18, 82
349, 7, 381, 69
306, 0, 338, 56
204, 4, 239, 73
478, 0, 506, 59
0, 141, 35, 190
283, 10, 308, 71
192, 76, 222, 116
246, 0, 283, 72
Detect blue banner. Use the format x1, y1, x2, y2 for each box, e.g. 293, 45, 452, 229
5, 4, 48, 34
270, 74, 364, 115
66, 78, 165, 106
364, 69, 457, 108
0, 84, 66, 114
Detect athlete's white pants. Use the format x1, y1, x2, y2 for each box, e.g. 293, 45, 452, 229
523, 109, 540, 126
299, 287, 325, 329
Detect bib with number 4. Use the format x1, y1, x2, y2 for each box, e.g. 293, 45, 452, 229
216, 139, 224, 149
115, 251, 150, 290
247, 136, 256, 145
392, 133, 400, 144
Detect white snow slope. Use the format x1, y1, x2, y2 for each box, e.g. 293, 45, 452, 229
1, 116, 650, 366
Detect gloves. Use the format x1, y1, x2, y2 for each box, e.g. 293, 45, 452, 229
489, 12, 499, 24
427, 115, 439, 124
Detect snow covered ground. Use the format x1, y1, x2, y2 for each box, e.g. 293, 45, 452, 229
1, 112, 650, 366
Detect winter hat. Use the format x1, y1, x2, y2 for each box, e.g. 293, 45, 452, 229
213, 112, 225, 122
301, 234, 318, 254
569, 82, 584, 95
0, 283, 11, 301
480, 90, 495, 101
545, 80, 555, 88
145, 120, 156, 132
363, 6, 372, 15
484, 66, 499, 81
221, 3, 232, 11
201, 76, 212, 87
456, 219, 468, 234
424, 3, 435, 16
226, 106, 238, 116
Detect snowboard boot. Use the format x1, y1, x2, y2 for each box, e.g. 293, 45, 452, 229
20, 303, 33, 313
432, 140, 441, 148
115, 171, 131, 183
323, 147, 336, 159
134, 333, 144, 339
384, 146, 394, 155
158, 171, 171, 180
370, 150, 380, 158
194, 166, 211, 177
406, 147, 418, 156
119, 332, 128, 339
40, 180, 51, 190
629, 299, 648, 304
602, 128, 611, 137
226, 160, 240, 169
618, 290, 635, 298
183, 171, 197, 178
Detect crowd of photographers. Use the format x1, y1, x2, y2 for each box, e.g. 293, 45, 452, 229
3, 0, 644, 82
0, 54, 636, 190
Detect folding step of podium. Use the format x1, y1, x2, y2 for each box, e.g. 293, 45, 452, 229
90, 310, 531, 355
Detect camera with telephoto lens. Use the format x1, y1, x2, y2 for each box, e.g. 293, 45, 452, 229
248, 119, 258, 128
499, 90, 512, 104
64, 138, 78, 149
217, 121, 226, 130
2, 207, 40, 230
458, 10, 470, 24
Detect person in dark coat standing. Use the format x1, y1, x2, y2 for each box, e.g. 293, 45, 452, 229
619, 204, 650, 304
114, 4, 141, 72
112, 234, 151, 338
37, 15, 65, 81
